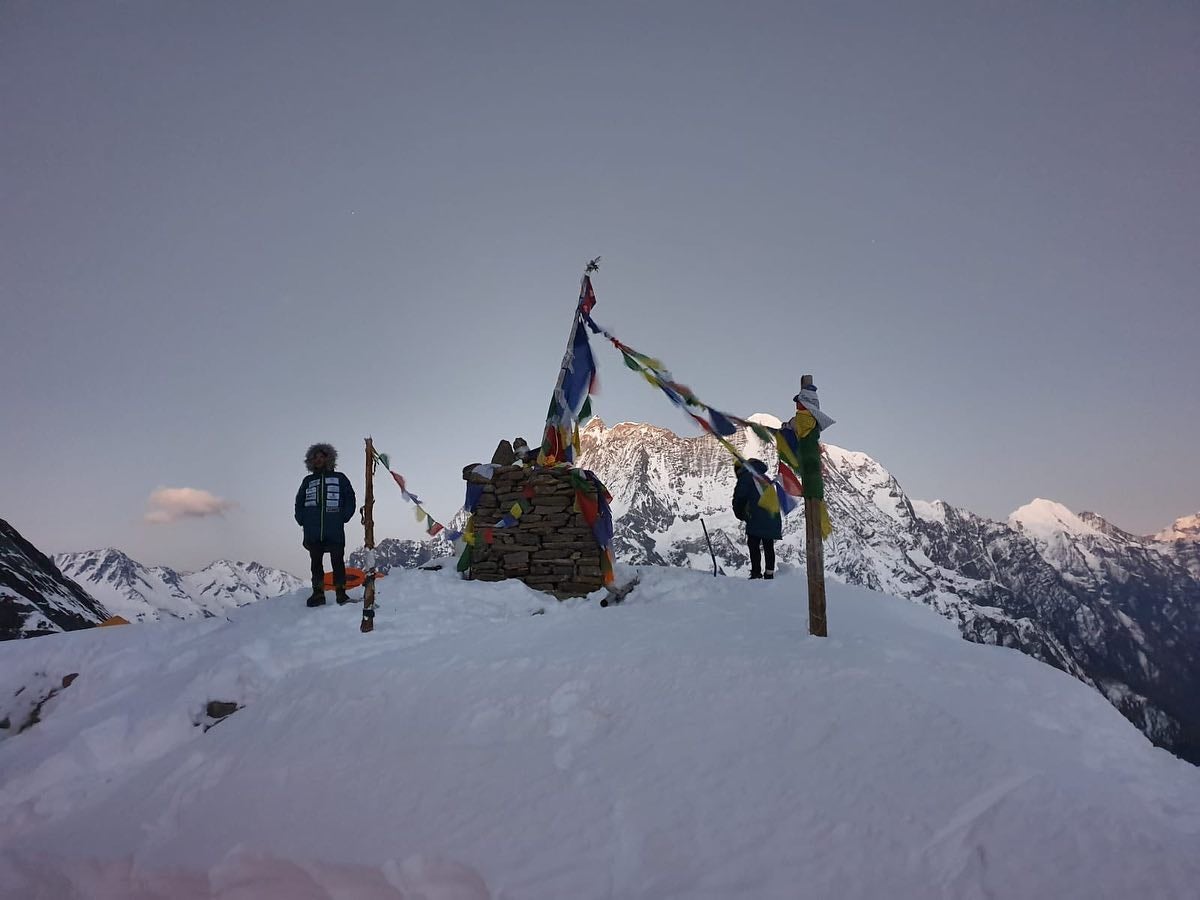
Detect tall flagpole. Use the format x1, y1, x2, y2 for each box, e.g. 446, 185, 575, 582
538, 257, 600, 465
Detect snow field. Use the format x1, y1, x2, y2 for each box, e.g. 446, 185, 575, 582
1, 566, 1198, 899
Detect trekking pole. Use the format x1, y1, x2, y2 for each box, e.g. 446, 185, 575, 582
361, 437, 376, 633
700, 518, 722, 577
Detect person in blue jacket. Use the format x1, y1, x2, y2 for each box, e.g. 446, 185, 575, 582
732, 458, 782, 580
295, 443, 357, 607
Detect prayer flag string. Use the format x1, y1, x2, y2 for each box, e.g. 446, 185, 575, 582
579, 309, 833, 539
371, 448, 465, 543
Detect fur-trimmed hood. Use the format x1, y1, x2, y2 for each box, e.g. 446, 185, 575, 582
304, 443, 338, 473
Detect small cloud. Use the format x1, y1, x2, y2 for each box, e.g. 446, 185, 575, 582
145, 487, 236, 525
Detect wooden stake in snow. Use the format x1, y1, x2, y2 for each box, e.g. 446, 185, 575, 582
804, 495, 828, 637
361, 437, 377, 634
799, 374, 828, 637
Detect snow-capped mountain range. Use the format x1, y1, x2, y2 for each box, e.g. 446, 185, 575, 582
355, 416, 1199, 764
53, 549, 304, 624
1, 519, 306, 639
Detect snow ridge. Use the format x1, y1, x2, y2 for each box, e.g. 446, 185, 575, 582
1, 568, 1198, 898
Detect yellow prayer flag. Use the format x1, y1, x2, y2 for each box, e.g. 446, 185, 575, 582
510, 502, 523, 518
776, 431, 801, 469
820, 500, 833, 539
793, 409, 817, 438
757, 484, 781, 515
415, 508, 425, 523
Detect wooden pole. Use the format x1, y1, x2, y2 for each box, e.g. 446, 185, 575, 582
361, 436, 376, 633
799, 374, 828, 637
804, 496, 827, 636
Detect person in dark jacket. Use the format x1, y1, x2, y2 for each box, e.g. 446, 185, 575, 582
295, 443, 357, 607
732, 458, 782, 579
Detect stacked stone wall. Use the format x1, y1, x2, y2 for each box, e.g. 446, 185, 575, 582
462, 464, 604, 598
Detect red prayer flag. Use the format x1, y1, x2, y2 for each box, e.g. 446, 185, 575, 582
574, 489, 599, 525
778, 461, 804, 497
579, 276, 596, 317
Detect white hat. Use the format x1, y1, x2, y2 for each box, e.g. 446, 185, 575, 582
792, 384, 835, 431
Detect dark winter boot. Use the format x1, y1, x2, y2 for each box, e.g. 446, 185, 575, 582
764, 571, 775, 580
334, 582, 352, 606
307, 579, 326, 608
749, 572, 763, 580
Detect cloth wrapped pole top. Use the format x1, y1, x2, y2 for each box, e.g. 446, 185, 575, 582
792, 384, 836, 431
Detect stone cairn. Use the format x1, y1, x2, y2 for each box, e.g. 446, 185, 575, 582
461, 463, 605, 599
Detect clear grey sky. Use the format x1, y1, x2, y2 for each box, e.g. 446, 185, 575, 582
3, 1, 1197, 575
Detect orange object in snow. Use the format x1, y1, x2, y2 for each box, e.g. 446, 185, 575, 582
323, 567, 385, 590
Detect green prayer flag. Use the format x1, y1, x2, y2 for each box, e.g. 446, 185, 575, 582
750, 424, 774, 444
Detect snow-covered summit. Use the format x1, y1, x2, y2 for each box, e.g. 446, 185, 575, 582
910, 498, 949, 523
745, 411, 783, 429
1009, 498, 1100, 541
1, 568, 1197, 898
1154, 512, 1200, 543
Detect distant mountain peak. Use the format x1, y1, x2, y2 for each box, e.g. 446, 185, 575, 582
1009, 498, 1099, 540
746, 412, 783, 429
1154, 513, 1200, 543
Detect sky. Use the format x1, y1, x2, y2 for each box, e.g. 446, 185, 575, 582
3, 1, 1197, 576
